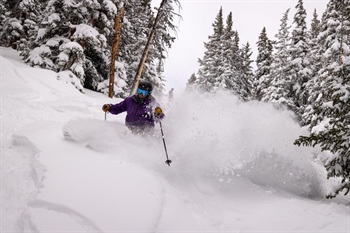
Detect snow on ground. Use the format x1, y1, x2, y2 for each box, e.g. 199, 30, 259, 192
1, 47, 349, 232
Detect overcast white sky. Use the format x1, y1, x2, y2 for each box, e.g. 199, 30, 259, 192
156, 0, 329, 94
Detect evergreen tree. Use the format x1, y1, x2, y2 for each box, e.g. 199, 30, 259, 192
310, 9, 321, 40
220, 12, 238, 91
196, 7, 224, 92
0, 0, 43, 50
25, 0, 117, 91
106, 0, 178, 98
253, 27, 273, 101
0, 0, 10, 42
85, 0, 120, 90
117, 0, 156, 97
308, 9, 321, 79
1, 0, 179, 96
288, 0, 310, 119
195, 8, 247, 96
302, 9, 322, 113
239, 42, 254, 100
227, 30, 246, 97
192, 7, 254, 99
186, 73, 197, 91
0, 0, 6, 23
262, 9, 293, 109
231, 31, 242, 74
295, 0, 350, 199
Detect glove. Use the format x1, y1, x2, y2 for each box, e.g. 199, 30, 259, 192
102, 104, 110, 112
154, 107, 163, 118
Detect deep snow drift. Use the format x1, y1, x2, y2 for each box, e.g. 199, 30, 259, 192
1, 47, 349, 232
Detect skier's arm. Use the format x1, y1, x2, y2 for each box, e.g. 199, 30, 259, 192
109, 100, 128, 115
103, 98, 129, 115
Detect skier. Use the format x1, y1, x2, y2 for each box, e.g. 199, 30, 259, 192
102, 80, 164, 134
168, 88, 174, 101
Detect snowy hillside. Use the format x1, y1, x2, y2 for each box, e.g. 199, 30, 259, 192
1, 47, 349, 232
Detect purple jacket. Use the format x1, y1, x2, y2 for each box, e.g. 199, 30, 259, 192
108, 95, 164, 129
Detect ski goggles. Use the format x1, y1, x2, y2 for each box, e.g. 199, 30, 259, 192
137, 88, 149, 96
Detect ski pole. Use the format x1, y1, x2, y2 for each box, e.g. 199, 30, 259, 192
105, 112, 107, 121
159, 121, 172, 166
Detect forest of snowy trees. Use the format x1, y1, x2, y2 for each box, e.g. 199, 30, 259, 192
0, 0, 179, 97
188, 0, 349, 198
0, 0, 349, 198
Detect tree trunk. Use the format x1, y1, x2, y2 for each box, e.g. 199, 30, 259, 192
108, 5, 125, 98
129, 0, 167, 96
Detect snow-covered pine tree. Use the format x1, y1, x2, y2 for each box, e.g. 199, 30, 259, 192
301, 8, 322, 122
262, 9, 294, 109
0, 0, 19, 48
0, 0, 43, 51
1, 0, 179, 96
114, 0, 154, 97
231, 31, 242, 75
288, 0, 311, 120
0, 0, 7, 30
196, 7, 224, 92
295, 0, 350, 198
308, 9, 322, 77
226, 29, 248, 98
25, 0, 116, 92
1, 16, 25, 49
239, 42, 254, 100
83, 0, 119, 90
312, 7, 321, 32
307, 9, 321, 78
186, 73, 197, 90
17, 0, 45, 56
196, 9, 248, 97
0, 0, 10, 45
220, 12, 238, 91
253, 27, 273, 101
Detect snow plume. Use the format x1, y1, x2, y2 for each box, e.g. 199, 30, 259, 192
164, 90, 323, 197
62, 90, 325, 198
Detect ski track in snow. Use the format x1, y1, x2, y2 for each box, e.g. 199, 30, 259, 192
29, 199, 103, 232
2, 134, 45, 231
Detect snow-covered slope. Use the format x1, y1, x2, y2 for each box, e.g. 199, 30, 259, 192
1, 47, 349, 232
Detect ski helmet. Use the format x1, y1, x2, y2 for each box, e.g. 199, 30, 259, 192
138, 80, 153, 94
